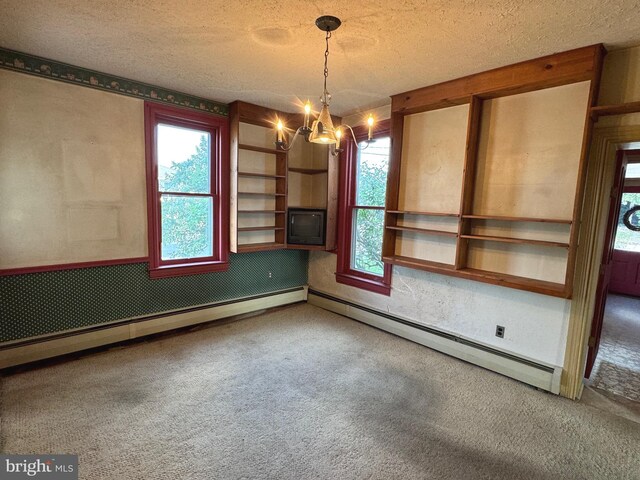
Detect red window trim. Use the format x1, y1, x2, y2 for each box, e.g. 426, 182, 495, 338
144, 102, 229, 278
336, 119, 392, 295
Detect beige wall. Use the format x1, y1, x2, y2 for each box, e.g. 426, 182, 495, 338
597, 44, 640, 128
0, 70, 147, 269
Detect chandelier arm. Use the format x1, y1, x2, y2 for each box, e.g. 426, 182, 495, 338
276, 126, 306, 152
342, 124, 372, 151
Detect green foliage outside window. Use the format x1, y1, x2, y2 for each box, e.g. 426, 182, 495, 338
161, 135, 213, 260
352, 139, 390, 275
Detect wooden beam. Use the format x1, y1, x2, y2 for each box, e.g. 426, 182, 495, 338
391, 44, 605, 115
564, 44, 607, 297
455, 96, 482, 269
590, 101, 640, 120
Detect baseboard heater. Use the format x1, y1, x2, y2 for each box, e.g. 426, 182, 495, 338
0, 287, 307, 369
308, 289, 562, 394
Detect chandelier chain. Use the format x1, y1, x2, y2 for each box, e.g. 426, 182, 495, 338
323, 30, 331, 102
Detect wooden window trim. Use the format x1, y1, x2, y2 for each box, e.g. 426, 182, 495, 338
336, 120, 392, 295
144, 102, 229, 278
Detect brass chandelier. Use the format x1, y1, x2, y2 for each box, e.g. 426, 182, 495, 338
275, 15, 375, 154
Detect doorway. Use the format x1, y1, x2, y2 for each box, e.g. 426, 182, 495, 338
586, 149, 640, 402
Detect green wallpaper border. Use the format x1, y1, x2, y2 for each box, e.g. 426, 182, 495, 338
0, 47, 228, 116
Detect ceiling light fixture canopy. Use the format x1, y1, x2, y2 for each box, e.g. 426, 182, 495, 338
275, 15, 375, 154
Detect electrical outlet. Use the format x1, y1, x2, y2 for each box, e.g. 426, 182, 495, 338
495, 325, 505, 338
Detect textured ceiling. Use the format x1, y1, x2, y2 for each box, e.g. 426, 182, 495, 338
1, 1, 640, 116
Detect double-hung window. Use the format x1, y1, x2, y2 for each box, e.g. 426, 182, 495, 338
145, 102, 229, 278
336, 120, 392, 295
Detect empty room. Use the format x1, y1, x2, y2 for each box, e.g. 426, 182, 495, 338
2, 2, 640, 479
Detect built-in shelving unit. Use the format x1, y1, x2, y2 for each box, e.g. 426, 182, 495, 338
229, 101, 340, 253
286, 119, 339, 251
382, 45, 606, 298
230, 101, 288, 253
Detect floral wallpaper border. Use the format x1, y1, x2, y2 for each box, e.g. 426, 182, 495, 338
0, 47, 228, 116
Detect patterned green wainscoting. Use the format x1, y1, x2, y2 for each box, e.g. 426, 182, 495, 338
0, 250, 308, 343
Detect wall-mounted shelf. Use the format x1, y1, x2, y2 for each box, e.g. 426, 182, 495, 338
237, 226, 284, 232
237, 242, 285, 253
386, 225, 458, 237
238, 143, 283, 155
590, 101, 640, 120
237, 191, 285, 197
382, 255, 567, 298
238, 171, 286, 179
460, 234, 570, 248
462, 214, 572, 224
288, 167, 329, 175
381, 45, 605, 298
387, 210, 460, 217
238, 209, 285, 214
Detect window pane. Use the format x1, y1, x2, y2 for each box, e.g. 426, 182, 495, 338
161, 195, 213, 260
626, 163, 640, 179
157, 124, 211, 193
351, 208, 385, 275
614, 192, 640, 252
355, 137, 391, 207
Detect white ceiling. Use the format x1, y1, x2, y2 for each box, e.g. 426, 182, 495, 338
2, 1, 640, 116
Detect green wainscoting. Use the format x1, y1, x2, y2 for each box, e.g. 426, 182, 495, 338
0, 250, 308, 343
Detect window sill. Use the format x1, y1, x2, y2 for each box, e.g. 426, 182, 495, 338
149, 260, 229, 279
335, 272, 391, 296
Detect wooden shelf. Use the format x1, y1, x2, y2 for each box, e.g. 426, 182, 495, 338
238, 191, 285, 197
238, 210, 285, 214
288, 167, 328, 175
238, 143, 283, 155
237, 226, 284, 232
386, 225, 458, 238
463, 214, 572, 224
382, 255, 567, 298
590, 101, 640, 119
238, 171, 285, 179
286, 244, 327, 251
460, 234, 569, 248
461, 268, 567, 298
383, 255, 455, 271
386, 210, 460, 217
237, 242, 286, 253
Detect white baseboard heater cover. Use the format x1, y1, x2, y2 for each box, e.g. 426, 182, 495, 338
0, 287, 307, 369
308, 289, 562, 394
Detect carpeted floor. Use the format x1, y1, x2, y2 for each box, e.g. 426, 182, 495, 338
590, 294, 640, 402
2, 304, 640, 480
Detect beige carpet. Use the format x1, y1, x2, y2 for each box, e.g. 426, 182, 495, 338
1, 304, 640, 480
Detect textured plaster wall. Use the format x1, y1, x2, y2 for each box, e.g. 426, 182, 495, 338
0, 70, 147, 269
309, 253, 570, 366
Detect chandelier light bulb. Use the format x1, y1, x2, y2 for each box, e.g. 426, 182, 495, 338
276, 119, 284, 143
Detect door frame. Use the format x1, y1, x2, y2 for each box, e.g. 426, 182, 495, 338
561, 124, 640, 400
583, 150, 627, 378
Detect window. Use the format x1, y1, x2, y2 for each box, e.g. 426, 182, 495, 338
336, 120, 392, 294
614, 188, 640, 252
145, 102, 229, 278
